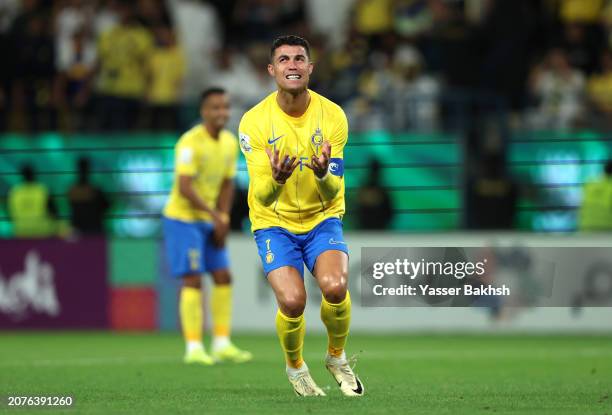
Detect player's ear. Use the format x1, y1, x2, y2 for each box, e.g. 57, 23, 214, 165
268, 63, 275, 77
308, 62, 313, 75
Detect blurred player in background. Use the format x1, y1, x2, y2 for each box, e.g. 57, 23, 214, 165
163, 87, 252, 365
239, 35, 364, 396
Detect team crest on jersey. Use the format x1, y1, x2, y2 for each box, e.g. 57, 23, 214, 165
265, 252, 275, 264
310, 128, 324, 147
239, 133, 252, 153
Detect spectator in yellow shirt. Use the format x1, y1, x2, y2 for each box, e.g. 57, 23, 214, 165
147, 24, 185, 131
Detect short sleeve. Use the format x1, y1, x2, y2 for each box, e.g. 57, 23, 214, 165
175, 139, 198, 176
238, 112, 268, 168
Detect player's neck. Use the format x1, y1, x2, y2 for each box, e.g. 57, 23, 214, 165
203, 123, 221, 140
276, 89, 310, 117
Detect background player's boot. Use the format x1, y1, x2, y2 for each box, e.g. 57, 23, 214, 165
184, 348, 215, 365
212, 342, 253, 363
325, 352, 364, 397
287, 362, 326, 396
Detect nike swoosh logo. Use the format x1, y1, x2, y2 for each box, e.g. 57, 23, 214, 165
329, 238, 346, 245
267, 134, 284, 144
338, 378, 364, 395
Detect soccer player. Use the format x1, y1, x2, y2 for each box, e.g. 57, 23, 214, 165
238, 35, 364, 397
163, 87, 252, 365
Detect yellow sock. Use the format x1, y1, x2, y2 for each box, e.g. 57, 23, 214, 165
211, 284, 232, 338
320, 290, 351, 357
180, 287, 203, 343
275, 309, 305, 368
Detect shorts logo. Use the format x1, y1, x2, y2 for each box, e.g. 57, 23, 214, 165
239, 133, 252, 153
329, 238, 346, 245
188, 249, 200, 270
265, 238, 274, 263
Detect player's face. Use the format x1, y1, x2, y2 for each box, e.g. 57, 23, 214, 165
201, 93, 230, 129
268, 45, 313, 94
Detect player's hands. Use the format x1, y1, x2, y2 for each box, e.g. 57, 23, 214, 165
211, 211, 230, 248
305, 141, 331, 178
265, 147, 299, 184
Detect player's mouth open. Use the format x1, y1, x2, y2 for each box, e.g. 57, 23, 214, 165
286, 75, 301, 80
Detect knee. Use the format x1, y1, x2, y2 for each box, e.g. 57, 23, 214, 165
212, 270, 232, 285
321, 273, 348, 304
279, 293, 306, 317
182, 274, 202, 289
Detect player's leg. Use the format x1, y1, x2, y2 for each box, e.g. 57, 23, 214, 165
268, 266, 324, 396
255, 228, 325, 396
313, 250, 351, 356
305, 219, 364, 396
208, 268, 253, 363
268, 266, 307, 368
162, 217, 213, 365
180, 274, 213, 364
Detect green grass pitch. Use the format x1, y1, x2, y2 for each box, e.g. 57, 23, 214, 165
1, 332, 610, 414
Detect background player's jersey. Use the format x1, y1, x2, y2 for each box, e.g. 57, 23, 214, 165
164, 125, 238, 222
239, 90, 348, 234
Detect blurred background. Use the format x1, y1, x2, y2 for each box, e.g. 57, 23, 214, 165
0, 0, 611, 332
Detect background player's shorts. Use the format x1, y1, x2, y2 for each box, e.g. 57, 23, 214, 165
254, 218, 349, 278
162, 216, 229, 278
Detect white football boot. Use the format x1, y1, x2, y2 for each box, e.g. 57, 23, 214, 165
325, 352, 365, 397
287, 362, 326, 396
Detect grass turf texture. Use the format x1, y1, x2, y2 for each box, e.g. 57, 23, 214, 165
0, 333, 610, 414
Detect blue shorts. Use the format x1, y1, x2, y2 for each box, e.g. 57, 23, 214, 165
254, 218, 349, 278
162, 216, 229, 278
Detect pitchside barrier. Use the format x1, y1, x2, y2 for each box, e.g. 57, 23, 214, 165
1, 232, 610, 332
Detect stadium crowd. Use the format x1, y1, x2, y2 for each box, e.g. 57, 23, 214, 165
0, 0, 612, 134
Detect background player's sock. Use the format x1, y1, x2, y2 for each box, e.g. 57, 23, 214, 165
211, 284, 232, 349
180, 286, 203, 351
187, 340, 204, 354
275, 309, 305, 369
320, 290, 351, 357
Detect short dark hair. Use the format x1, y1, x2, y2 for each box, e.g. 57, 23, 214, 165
270, 35, 311, 61
20, 164, 35, 182
200, 87, 226, 106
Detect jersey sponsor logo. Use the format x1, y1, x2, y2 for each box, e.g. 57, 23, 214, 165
329, 158, 344, 176
239, 133, 252, 153
329, 238, 346, 245
267, 134, 284, 145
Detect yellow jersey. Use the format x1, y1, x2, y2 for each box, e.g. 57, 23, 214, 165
96, 25, 154, 98
149, 45, 186, 104
164, 125, 238, 222
239, 90, 348, 234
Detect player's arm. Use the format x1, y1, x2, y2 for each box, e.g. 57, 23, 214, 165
178, 175, 222, 221
239, 120, 298, 207
175, 142, 224, 224
307, 113, 348, 200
